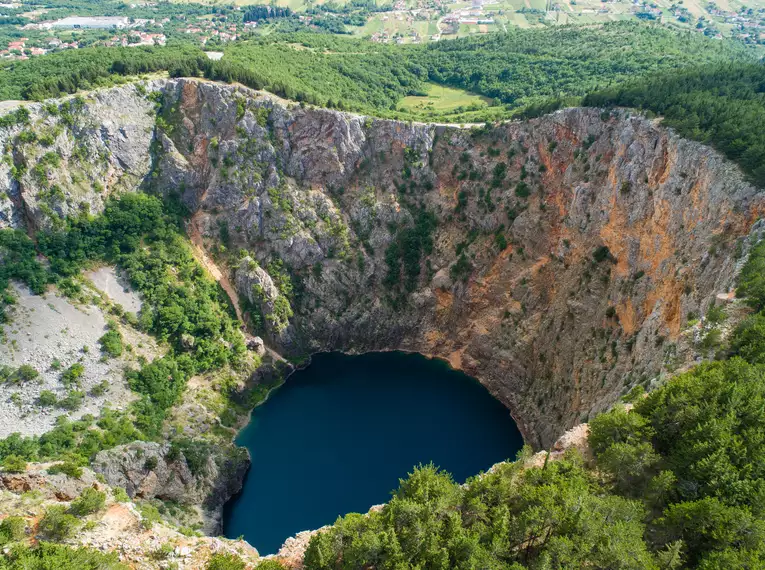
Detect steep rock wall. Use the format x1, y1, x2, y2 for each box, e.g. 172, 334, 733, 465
3, 78, 762, 448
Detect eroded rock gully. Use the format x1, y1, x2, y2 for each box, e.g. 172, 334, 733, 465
2, 78, 763, 449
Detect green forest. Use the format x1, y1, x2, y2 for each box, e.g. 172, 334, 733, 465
0, 23, 753, 116
0, 44, 209, 101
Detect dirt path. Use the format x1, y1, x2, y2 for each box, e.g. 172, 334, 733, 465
185, 213, 286, 363
186, 212, 244, 324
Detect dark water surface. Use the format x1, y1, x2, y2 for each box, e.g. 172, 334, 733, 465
223, 351, 524, 554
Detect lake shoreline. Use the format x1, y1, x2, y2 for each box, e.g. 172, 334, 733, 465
223, 351, 524, 554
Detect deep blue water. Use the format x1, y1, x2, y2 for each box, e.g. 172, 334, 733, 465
223, 351, 524, 554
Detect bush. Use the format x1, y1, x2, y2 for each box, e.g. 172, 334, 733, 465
37, 506, 79, 541
138, 503, 162, 530
37, 390, 58, 407
593, 245, 614, 263
449, 253, 472, 281
68, 488, 106, 517
48, 461, 83, 479
0, 516, 26, 545
588, 404, 653, 456
61, 363, 84, 388
112, 487, 130, 503
737, 241, 765, 310
1, 454, 27, 473
597, 441, 659, 496
4, 365, 39, 385
207, 553, 246, 570
56, 390, 84, 411
98, 328, 123, 358
731, 313, 765, 364
89, 380, 109, 397
705, 302, 726, 324
0, 229, 51, 297
657, 498, 764, 566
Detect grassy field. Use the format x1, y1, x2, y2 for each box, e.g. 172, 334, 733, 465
351, 12, 439, 42
398, 82, 492, 115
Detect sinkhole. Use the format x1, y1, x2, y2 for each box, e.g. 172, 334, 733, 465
223, 351, 524, 554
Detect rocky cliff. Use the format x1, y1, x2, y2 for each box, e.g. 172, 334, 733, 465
93, 441, 250, 535
2, 78, 762, 448
0, 462, 259, 568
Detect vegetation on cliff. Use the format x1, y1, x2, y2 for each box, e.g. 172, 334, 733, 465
0, 193, 246, 458
302, 243, 765, 568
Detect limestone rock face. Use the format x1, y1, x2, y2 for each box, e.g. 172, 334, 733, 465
0, 467, 101, 500
235, 256, 295, 346
4, 77, 764, 448
0, 85, 155, 231
93, 441, 250, 534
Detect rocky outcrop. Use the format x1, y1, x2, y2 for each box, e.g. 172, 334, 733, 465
3, 78, 763, 449
0, 462, 260, 569
93, 441, 250, 534
0, 85, 155, 231
0, 463, 103, 500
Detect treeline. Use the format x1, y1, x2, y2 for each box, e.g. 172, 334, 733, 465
584, 62, 765, 186
17, 0, 224, 23
0, 36, 427, 111
243, 5, 293, 22
0, 44, 208, 101
304, 242, 765, 568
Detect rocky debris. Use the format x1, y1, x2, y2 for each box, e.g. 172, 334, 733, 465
0, 282, 157, 438
0, 464, 102, 499
86, 265, 143, 313
93, 441, 250, 535
273, 527, 329, 569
